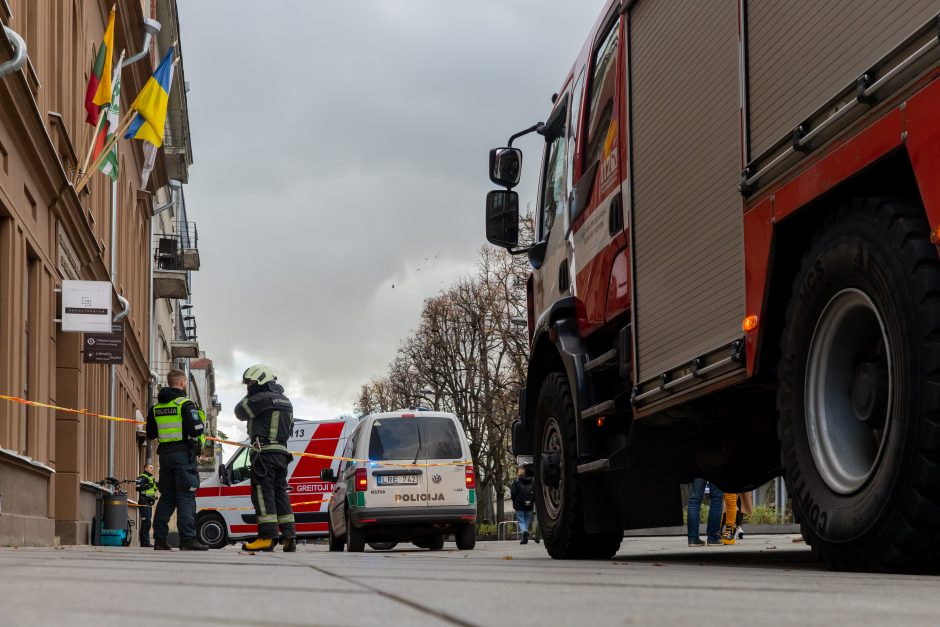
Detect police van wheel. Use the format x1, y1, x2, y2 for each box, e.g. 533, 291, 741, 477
779, 198, 940, 572
328, 520, 344, 552
426, 534, 444, 551
196, 513, 228, 550
535, 372, 622, 560
455, 524, 476, 550
346, 510, 366, 553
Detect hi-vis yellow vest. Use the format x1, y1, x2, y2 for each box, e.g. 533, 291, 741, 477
153, 397, 206, 446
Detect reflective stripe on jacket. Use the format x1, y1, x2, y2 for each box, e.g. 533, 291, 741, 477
153, 397, 188, 443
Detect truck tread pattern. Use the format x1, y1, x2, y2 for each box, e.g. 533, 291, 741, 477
536, 373, 622, 560
778, 197, 940, 572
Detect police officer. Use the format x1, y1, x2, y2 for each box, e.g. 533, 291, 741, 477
234, 364, 296, 552
146, 369, 209, 551
135, 463, 158, 547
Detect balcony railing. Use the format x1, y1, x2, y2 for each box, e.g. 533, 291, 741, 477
154, 221, 200, 272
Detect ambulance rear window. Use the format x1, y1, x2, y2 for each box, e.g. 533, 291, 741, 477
369, 417, 462, 461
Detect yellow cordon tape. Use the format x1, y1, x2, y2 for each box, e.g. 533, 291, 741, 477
0, 394, 472, 468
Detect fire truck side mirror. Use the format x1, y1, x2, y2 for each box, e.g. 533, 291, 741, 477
489, 147, 522, 188
486, 190, 520, 249
320, 468, 337, 482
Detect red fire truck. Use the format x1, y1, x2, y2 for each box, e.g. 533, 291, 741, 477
485, 0, 940, 571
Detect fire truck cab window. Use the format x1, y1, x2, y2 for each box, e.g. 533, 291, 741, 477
584, 22, 619, 168
540, 118, 567, 241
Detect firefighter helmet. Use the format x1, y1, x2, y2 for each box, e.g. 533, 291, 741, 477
242, 364, 277, 386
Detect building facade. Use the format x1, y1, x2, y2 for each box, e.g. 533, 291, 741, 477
0, 0, 207, 547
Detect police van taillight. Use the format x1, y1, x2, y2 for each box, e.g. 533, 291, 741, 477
355, 467, 368, 491
465, 465, 476, 489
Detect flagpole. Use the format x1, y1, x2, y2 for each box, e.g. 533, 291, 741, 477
76, 49, 124, 187
75, 111, 137, 193
76, 56, 179, 192
76, 109, 107, 185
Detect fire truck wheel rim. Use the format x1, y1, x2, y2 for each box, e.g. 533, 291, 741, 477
805, 287, 892, 495
541, 417, 563, 519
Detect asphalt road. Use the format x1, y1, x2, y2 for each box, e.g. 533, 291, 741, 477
1, 535, 938, 626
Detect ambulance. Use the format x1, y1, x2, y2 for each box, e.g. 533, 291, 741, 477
195, 416, 359, 549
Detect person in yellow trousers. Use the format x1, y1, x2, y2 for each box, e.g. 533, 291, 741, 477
721, 493, 738, 545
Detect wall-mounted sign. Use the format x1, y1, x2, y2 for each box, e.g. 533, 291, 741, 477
83, 322, 124, 365
61, 280, 111, 333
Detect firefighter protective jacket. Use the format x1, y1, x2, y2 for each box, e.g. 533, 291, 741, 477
146, 387, 206, 455
234, 382, 294, 452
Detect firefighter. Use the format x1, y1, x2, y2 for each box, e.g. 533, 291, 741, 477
146, 368, 209, 551
135, 463, 158, 547
234, 364, 296, 552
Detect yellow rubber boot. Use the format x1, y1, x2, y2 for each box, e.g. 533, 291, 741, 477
241, 537, 276, 552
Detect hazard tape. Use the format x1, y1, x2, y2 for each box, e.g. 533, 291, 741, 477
0, 394, 472, 468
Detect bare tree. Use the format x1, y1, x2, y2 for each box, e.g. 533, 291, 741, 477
356, 214, 534, 521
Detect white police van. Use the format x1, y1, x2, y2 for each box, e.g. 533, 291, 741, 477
195, 416, 359, 548
322, 409, 477, 551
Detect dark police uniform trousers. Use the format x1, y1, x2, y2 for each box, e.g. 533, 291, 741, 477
153, 450, 200, 542
250, 450, 295, 539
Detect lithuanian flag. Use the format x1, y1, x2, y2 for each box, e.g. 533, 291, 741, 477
84, 7, 115, 125
124, 48, 174, 148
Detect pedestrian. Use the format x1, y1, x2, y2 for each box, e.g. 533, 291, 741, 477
721, 492, 738, 545
235, 364, 297, 552
686, 478, 723, 547
735, 491, 753, 539
135, 463, 158, 547
146, 369, 209, 551
510, 465, 536, 544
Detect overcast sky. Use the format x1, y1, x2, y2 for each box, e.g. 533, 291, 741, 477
176, 1, 606, 446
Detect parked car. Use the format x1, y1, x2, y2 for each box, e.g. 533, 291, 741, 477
322, 409, 477, 552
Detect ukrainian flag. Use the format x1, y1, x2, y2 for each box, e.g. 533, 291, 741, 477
125, 48, 175, 148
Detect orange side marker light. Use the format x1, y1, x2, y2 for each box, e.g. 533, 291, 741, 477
742, 315, 759, 333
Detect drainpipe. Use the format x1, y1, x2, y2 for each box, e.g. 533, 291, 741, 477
147, 183, 180, 465
108, 294, 130, 477
0, 25, 27, 79
122, 18, 161, 69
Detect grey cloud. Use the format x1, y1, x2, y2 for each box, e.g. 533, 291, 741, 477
179, 0, 606, 408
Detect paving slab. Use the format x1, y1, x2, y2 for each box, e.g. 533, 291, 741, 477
1, 535, 938, 626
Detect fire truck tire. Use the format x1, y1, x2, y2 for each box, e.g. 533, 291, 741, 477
195, 513, 228, 550
535, 372, 622, 560
778, 197, 940, 572
346, 508, 366, 553
455, 523, 476, 550
328, 519, 344, 552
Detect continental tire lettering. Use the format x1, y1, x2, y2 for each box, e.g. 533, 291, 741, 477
394, 493, 446, 503
800, 260, 824, 304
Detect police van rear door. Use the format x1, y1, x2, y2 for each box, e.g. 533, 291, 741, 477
366, 414, 429, 508
421, 415, 468, 508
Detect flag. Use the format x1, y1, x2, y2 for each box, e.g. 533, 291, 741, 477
84, 7, 115, 125
92, 59, 122, 181
140, 142, 157, 188
125, 48, 174, 147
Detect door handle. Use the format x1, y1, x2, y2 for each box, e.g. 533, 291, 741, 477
608, 192, 623, 235
559, 259, 570, 293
